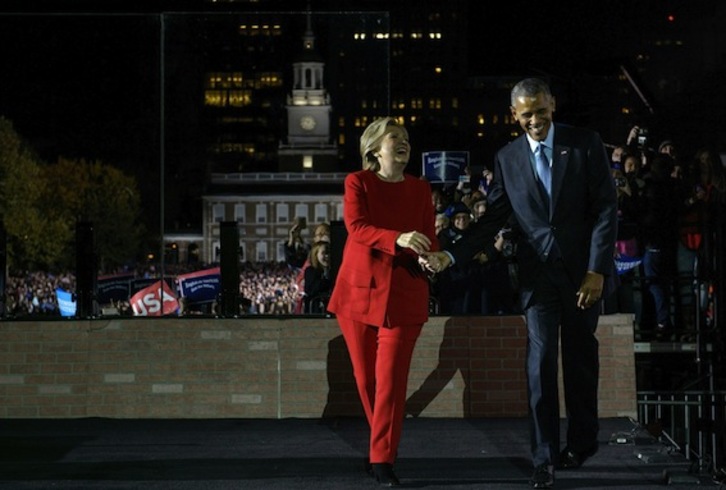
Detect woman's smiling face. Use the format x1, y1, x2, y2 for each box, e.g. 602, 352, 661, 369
376, 125, 411, 168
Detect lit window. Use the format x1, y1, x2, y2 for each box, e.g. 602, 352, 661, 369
295, 204, 308, 225
276, 203, 289, 223
256, 203, 267, 223
235, 204, 246, 223
204, 90, 226, 107
213, 204, 225, 223
315, 203, 328, 223
256, 241, 268, 262
303, 155, 313, 169
228, 90, 252, 107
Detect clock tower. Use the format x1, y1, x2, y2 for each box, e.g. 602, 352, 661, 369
279, 9, 338, 172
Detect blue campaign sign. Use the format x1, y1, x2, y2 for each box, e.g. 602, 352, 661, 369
97, 274, 134, 304
56, 288, 76, 317
421, 151, 469, 183
615, 254, 642, 275
177, 267, 221, 304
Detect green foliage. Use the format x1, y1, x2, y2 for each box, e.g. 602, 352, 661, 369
0, 116, 51, 270
0, 116, 145, 272
43, 158, 146, 272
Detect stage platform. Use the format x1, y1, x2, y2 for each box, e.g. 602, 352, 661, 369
0, 417, 714, 489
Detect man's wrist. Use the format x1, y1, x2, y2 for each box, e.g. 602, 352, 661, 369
443, 250, 455, 265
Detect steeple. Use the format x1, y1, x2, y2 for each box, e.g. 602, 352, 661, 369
279, 5, 338, 172
302, 3, 316, 53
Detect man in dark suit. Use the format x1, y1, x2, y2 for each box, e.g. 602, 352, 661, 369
423, 78, 618, 488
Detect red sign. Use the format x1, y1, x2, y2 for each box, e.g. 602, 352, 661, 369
130, 280, 179, 316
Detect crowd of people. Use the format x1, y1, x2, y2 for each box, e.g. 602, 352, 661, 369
4, 81, 724, 488
606, 128, 725, 340
429, 181, 517, 316
3, 219, 334, 318
3, 135, 723, 333
3, 262, 303, 318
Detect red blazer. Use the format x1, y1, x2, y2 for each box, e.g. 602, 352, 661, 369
327, 170, 438, 327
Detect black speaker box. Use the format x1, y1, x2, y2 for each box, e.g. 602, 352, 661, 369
329, 220, 347, 286
75, 221, 97, 318
219, 221, 240, 317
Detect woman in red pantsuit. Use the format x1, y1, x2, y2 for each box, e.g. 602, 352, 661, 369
327, 117, 437, 486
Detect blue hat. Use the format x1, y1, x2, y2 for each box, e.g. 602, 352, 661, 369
444, 202, 470, 218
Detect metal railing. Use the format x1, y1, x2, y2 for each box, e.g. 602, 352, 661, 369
637, 390, 726, 470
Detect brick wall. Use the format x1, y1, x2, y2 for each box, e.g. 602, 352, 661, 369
0, 314, 636, 419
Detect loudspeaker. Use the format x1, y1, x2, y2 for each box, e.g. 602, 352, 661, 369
329, 220, 347, 286
75, 221, 97, 318
219, 221, 240, 317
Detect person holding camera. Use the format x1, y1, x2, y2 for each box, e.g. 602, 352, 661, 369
285, 216, 311, 269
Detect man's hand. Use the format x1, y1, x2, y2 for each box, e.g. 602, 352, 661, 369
576, 271, 604, 309
420, 251, 452, 273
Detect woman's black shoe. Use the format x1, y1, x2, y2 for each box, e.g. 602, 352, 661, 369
371, 463, 401, 487
363, 457, 373, 476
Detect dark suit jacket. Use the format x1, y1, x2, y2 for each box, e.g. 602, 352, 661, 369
449, 123, 618, 308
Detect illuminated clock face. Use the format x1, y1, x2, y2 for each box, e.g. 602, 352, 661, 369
299, 116, 316, 131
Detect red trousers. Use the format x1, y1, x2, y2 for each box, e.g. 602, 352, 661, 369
337, 317, 423, 464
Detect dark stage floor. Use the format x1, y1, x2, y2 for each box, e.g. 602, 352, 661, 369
0, 417, 715, 489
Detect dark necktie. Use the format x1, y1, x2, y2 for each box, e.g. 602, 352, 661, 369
535, 143, 551, 197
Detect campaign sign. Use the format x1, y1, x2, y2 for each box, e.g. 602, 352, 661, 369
97, 273, 133, 304
131, 277, 174, 295
130, 280, 179, 316
421, 151, 469, 183
177, 267, 221, 304
56, 288, 76, 317
615, 254, 642, 275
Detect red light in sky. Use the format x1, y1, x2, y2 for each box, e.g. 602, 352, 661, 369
667, 14, 675, 22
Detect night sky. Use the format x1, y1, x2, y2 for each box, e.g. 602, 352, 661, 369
0, 14, 160, 165
1, 1, 724, 227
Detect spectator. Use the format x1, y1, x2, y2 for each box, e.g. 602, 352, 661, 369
284, 216, 311, 269
292, 222, 331, 313
676, 147, 726, 332
610, 145, 627, 166
605, 163, 641, 317
431, 187, 451, 215
470, 195, 488, 220
434, 213, 449, 237
303, 240, 332, 314
639, 154, 680, 339
435, 201, 477, 314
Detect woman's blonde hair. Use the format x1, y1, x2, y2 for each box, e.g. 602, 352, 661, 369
309, 240, 330, 270
359, 117, 403, 171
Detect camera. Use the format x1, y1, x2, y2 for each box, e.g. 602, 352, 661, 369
458, 174, 471, 194
636, 127, 649, 148
614, 177, 627, 188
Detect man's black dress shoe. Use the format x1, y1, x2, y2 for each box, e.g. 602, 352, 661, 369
530, 463, 554, 489
557, 443, 598, 469
371, 463, 401, 487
